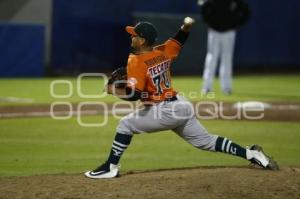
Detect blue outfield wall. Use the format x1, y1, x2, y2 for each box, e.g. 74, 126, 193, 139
234, 0, 300, 68
0, 23, 45, 77
51, 0, 133, 74
50, 0, 300, 75
51, 0, 202, 75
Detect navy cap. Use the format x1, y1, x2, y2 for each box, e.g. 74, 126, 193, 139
126, 22, 158, 45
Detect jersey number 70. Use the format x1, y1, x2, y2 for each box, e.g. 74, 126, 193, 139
152, 71, 171, 94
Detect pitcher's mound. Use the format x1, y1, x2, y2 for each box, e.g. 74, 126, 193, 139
1, 167, 299, 199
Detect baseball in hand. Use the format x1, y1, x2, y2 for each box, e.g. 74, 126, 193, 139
184, 17, 195, 25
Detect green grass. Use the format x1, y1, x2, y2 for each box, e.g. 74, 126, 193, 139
0, 116, 299, 176
173, 75, 300, 102
0, 75, 299, 177
0, 75, 300, 106
0, 77, 116, 106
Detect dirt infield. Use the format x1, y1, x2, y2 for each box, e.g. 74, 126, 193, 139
1, 102, 299, 199
0, 167, 299, 199
1, 101, 300, 121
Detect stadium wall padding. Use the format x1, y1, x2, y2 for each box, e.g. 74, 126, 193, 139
51, 0, 133, 75
51, 0, 300, 75
0, 23, 45, 77
0, 0, 299, 77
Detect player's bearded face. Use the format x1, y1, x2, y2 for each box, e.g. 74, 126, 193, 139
131, 36, 145, 50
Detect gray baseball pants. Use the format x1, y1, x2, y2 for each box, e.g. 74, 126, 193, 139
117, 95, 218, 151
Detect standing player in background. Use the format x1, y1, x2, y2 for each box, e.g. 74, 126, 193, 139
84, 17, 277, 179
202, 28, 236, 95
198, 0, 250, 95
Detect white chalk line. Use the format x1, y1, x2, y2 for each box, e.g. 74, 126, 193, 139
0, 97, 34, 103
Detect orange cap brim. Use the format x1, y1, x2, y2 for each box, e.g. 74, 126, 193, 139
126, 26, 138, 36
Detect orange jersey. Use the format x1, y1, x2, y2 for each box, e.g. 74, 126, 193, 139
126, 39, 182, 103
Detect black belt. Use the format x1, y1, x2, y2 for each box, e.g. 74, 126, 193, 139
143, 96, 178, 106
164, 96, 177, 102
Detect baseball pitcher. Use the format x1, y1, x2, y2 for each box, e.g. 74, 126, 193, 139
85, 17, 277, 179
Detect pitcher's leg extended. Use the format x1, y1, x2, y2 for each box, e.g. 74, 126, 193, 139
173, 117, 278, 170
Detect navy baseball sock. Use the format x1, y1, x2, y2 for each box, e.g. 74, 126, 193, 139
215, 136, 246, 159
107, 133, 132, 165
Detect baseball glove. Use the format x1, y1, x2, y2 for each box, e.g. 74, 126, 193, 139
107, 67, 127, 88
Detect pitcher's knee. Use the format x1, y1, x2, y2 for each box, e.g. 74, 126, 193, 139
116, 117, 134, 136
190, 134, 218, 151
